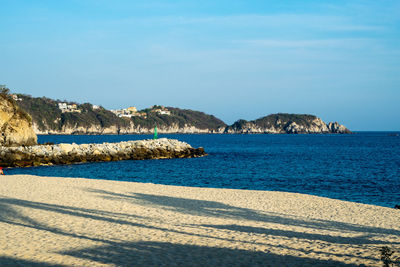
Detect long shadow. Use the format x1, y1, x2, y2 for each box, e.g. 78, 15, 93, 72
87, 189, 400, 238
3, 195, 363, 264
0, 196, 266, 247
0, 197, 121, 244
0, 256, 63, 267
0, 197, 146, 227
0, 197, 171, 245
0, 197, 143, 221
60, 240, 361, 267
0, 191, 395, 266
199, 224, 399, 245
0, 197, 273, 248
1, 198, 359, 266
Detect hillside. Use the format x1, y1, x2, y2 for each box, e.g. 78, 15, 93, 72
12, 94, 350, 135
129, 107, 226, 132
225, 113, 351, 134
15, 94, 227, 134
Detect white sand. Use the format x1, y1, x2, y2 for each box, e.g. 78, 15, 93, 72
0, 175, 399, 266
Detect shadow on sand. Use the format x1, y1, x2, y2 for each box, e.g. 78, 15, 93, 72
0, 256, 62, 267
59, 240, 361, 267
1, 187, 398, 266
88, 189, 400, 241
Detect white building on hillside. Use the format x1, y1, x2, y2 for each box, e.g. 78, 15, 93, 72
58, 102, 81, 113
11, 94, 22, 101
58, 103, 68, 110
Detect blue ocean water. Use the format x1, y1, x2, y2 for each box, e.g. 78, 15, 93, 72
7, 132, 400, 208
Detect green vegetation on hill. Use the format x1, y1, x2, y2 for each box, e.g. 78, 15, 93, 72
229, 114, 320, 130
14, 94, 226, 133
65, 104, 130, 129
253, 113, 319, 128
129, 107, 225, 130
10, 94, 349, 134
16, 95, 61, 131
225, 113, 351, 134
167, 107, 226, 130
16, 95, 131, 132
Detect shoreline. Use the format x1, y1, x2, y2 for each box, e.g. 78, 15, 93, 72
1, 175, 399, 266
34, 132, 354, 135
4, 169, 396, 209
4, 171, 396, 209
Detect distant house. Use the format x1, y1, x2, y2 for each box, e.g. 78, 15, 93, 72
158, 110, 171, 115
118, 114, 132, 118
111, 106, 147, 118
92, 105, 100, 110
127, 107, 137, 113
58, 103, 68, 110
151, 106, 171, 116
67, 104, 77, 109
11, 94, 22, 101
58, 102, 80, 113
111, 109, 128, 117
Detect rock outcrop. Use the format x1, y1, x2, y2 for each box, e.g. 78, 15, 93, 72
225, 114, 351, 134
33, 122, 226, 135
0, 138, 206, 167
16, 94, 227, 135
0, 94, 37, 146
32, 114, 351, 135
13, 93, 352, 135
327, 122, 351, 134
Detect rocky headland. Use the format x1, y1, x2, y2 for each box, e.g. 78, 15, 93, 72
225, 114, 351, 134
0, 138, 206, 168
13, 94, 351, 135
0, 92, 37, 146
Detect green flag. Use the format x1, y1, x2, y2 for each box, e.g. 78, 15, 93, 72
153, 125, 158, 139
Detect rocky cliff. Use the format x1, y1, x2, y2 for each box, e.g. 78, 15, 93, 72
225, 113, 351, 134
34, 122, 226, 135
16, 94, 226, 135
0, 93, 37, 146
14, 94, 351, 135
0, 138, 206, 167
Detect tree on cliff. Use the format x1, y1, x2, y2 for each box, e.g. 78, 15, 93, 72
0, 86, 10, 97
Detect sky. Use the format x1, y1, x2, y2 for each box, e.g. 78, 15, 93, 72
0, 0, 399, 130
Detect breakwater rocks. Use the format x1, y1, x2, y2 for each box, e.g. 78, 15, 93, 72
0, 138, 206, 168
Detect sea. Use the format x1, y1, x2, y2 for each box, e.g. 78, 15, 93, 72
6, 132, 400, 208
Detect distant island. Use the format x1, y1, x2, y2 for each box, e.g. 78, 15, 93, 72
3, 90, 351, 135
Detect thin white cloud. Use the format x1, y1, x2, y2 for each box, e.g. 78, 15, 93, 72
234, 38, 374, 49
111, 14, 381, 32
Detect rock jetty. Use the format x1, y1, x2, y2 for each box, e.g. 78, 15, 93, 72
0, 138, 206, 168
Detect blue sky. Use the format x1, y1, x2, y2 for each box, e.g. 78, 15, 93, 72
1, 0, 399, 130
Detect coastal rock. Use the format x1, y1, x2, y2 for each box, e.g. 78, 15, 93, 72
225, 114, 351, 134
33, 121, 225, 135
224, 120, 261, 134
15, 94, 351, 135
0, 138, 207, 168
327, 122, 352, 134
0, 94, 37, 146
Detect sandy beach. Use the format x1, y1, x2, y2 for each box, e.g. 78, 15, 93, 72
0, 175, 399, 266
